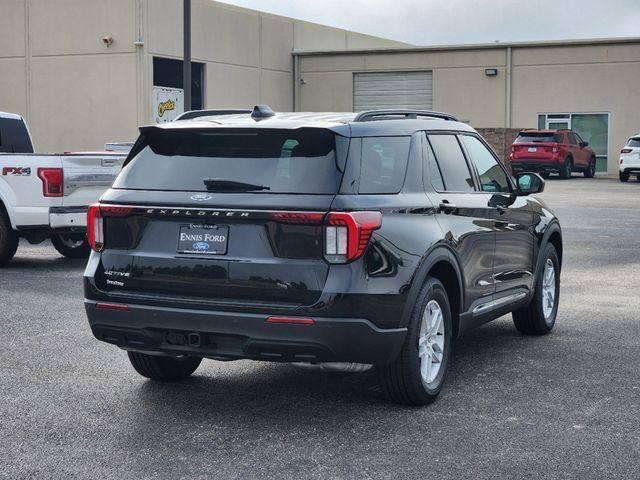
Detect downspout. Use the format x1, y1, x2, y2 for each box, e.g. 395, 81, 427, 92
134, 0, 146, 126
505, 46, 512, 128
25, 0, 31, 124
293, 52, 300, 112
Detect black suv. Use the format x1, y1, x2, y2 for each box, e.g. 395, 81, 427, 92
84, 106, 562, 405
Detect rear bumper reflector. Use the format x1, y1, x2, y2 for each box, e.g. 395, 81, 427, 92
266, 316, 315, 325
96, 302, 130, 312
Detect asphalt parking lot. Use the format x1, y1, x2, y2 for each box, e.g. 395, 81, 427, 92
1, 176, 639, 479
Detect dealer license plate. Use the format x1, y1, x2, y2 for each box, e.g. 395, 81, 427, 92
177, 224, 228, 255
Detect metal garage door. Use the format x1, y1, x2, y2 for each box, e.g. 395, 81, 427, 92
353, 71, 433, 111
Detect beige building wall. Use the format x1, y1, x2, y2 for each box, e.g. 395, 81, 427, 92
0, 0, 406, 153
296, 40, 640, 175
0, 0, 139, 153
143, 0, 407, 118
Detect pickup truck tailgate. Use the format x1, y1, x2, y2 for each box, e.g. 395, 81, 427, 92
62, 153, 125, 207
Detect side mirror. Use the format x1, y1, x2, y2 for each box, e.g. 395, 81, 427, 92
580, 141, 589, 147
516, 172, 545, 196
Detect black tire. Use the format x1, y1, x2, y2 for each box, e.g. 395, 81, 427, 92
51, 233, 91, 259
619, 171, 629, 182
0, 208, 18, 267
540, 171, 550, 179
127, 352, 202, 382
558, 158, 572, 179
584, 157, 596, 178
378, 278, 453, 406
512, 243, 560, 335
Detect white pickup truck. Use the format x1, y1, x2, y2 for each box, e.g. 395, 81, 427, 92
0, 112, 128, 266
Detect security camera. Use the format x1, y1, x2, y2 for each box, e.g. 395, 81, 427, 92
102, 36, 114, 46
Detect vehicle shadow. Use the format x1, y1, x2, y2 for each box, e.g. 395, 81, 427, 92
117, 318, 528, 447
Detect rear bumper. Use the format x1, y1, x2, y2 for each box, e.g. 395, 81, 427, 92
510, 160, 562, 172
49, 206, 88, 229
14, 205, 87, 230
85, 300, 407, 365
620, 163, 640, 174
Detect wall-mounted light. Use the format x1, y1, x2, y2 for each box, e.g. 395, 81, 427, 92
102, 36, 114, 47
485, 68, 498, 77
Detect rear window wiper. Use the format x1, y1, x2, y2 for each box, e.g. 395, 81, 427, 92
203, 178, 271, 192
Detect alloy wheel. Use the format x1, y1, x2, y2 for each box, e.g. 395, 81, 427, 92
418, 300, 445, 387
542, 258, 556, 321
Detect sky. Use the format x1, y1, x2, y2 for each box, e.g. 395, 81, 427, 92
216, 0, 640, 46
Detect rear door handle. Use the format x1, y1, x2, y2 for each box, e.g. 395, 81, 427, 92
101, 158, 118, 167
438, 202, 457, 213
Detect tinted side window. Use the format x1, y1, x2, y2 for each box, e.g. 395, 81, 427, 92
568, 133, 578, 145
359, 137, 410, 194
0, 118, 34, 153
422, 134, 444, 191
460, 135, 511, 193
554, 133, 565, 143
427, 134, 475, 192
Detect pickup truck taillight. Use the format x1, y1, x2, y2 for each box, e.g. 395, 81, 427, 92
87, 204, 133, 252
37, 168, 63, 197
324, 211, 382, 264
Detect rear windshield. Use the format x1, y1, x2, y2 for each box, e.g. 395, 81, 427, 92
514, 132, 562, 143
627, 137, 640, 148
114, 128, 344, 194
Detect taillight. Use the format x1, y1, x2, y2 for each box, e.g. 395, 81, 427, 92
270, 212, 324, 224
621, 148, 633, 154
101, 205, 133, 217
552, 146, 558, 153
87, 204, 104, 251
37, 168, 63, 197
510, 146, 515, 153
324, 211, 381, 263
87, 204, 133, 251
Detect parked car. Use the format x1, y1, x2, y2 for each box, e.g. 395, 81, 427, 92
509, 129, 596, 179
84, 106, 563, 406
619, 134, 640, 182
0, 111, 128, 265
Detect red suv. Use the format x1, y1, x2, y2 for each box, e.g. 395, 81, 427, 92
509, 129, 596, 179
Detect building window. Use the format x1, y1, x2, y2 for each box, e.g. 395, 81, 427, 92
152, 57, 204, 122
537, 112, 609, 173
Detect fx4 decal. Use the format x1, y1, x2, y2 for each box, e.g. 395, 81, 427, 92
2, 167, 31, 176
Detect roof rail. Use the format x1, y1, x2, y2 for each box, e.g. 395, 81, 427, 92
353, 109, 458, 122
174, 109, 252, 121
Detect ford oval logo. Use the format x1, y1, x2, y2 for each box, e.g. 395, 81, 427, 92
190, 193, 212, 202
192, 242, 210, 251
